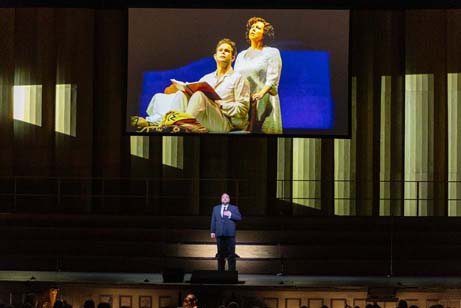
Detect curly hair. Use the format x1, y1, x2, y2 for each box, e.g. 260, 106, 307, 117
245, 16, 275, 44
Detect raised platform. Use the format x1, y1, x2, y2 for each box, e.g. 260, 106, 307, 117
3, 214, 461, 277
2, 271, 461, 290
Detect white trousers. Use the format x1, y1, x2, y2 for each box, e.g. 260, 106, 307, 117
146, 91, 232, 133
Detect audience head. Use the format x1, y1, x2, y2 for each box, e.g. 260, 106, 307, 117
182, 294, 197, 308
97, 303, 111, 308
24, 294, 36, 306
53, 301, 65, 308
227, 302, 240, 308
83, 301, 95, 308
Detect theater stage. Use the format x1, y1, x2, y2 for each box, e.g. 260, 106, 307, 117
1, 271, 461, 290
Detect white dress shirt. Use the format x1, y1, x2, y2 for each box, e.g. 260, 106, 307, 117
221, 204, 230, 218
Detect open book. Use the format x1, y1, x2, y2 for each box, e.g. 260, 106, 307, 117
170, 79, 221, 101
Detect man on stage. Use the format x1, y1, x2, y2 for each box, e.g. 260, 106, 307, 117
210, 193, 242, 271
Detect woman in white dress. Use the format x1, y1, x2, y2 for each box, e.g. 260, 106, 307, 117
234, 16, 283, 134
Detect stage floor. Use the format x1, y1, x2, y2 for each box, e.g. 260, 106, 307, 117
1, 271, 461, 290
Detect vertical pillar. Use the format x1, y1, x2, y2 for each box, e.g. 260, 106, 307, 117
404, 74, 434, 216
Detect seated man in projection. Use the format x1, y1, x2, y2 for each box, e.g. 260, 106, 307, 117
134, 38, 250, 133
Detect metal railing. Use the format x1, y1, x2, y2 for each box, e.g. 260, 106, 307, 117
0, 176, 247, 214
0, 176, 459, 215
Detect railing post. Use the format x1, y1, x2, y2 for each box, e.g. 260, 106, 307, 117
57, 178, 61, 210
416, 181, 420, 216
236, 180, 240, 206
145, 178, 149, 210
388, 214, 394, 277
13, 177, 17, 212
101, 179, 105, 210
84, 178, 92, 214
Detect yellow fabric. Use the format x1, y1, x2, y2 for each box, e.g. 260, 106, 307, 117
160, 111, 195, 126
134, 111, 208, 134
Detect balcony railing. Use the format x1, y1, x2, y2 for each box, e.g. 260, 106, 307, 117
0, 176, 458, 215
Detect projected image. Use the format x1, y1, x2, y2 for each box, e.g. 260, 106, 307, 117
127, 9, 349, 136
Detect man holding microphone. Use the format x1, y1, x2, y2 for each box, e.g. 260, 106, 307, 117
210, 193, 242, 271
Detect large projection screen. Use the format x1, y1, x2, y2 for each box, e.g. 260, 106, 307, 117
126, 8, 350, 137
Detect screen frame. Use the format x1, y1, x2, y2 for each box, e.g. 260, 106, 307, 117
123, 6, 352, 139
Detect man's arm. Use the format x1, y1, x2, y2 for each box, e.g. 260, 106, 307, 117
210, 208, 216, 238
229, 205, 242, 222
219, 76, 250, 119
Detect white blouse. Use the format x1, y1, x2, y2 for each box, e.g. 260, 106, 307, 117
235, 47, 282, 93
235, 46, 283, 134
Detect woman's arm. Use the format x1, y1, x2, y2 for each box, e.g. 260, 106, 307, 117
252, 85, 272, 101
253, 47, 282, 100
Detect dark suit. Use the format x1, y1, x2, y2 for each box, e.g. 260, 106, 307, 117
210, 204, 242, 271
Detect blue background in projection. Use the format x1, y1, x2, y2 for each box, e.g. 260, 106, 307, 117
138, 50, 333, 130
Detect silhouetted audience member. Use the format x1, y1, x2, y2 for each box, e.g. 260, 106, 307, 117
227, 302, 240, 308
54, 301, 65, 308
397, 300, 408, 308
182, 294, 198, 308
21, 303, 33, 308
365, 304, 373, 308
244, 296, 265, 308
321, 305, 329, 308
409, 305, 419, 308
222, 292, 242, 308
97, 303, 111, 308
83, 300, 95, 308
24, 294, 36, 307
300, 305, 308, 308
